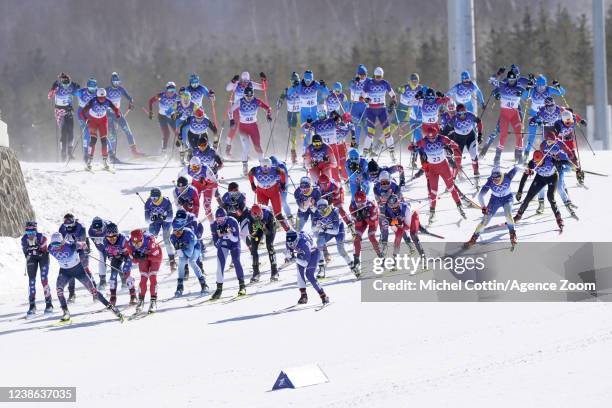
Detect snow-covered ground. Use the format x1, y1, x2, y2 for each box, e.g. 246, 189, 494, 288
1, 151, 611, 407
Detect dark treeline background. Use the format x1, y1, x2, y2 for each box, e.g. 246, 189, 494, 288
0, 0, 605, 160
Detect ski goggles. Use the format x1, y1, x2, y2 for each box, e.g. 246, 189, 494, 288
25, 229, 37, 236
106, 234, 119, 242
380, 180, 390, 187
312, 140, 323, 148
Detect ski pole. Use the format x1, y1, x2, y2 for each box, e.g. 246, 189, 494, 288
65, 122, 86, 167
214, 89, 235, 150
135, 191, 147, 204
211, 95, 219, 130
264, 107, 280, 155
117, 206, 133, 225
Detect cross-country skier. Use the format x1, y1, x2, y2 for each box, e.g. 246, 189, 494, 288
443, 103, 483, 185
145, 188, 176, 272
297, 70, 329, 134
335, 113, 355, 178
383, 194, 425, 264
491, 71, 527, 164
324, 82, 348, 115
413, 88, 449, 141
47, 232, 122, 323
409, 129, 466, 223
294, 176, 322, 232
59, 213, 93, 303
270, 155, 294, 226
168, 90, 199, 164
350, 191, 383, 276
48, 72, 79, 161
101, 223, 136, 306
394, 73, 424, 168
173, 176, 201, 218
80, 88, 122, 171
360, 67, 398, 160
317, 174, 354, 234
88, 217, 110, 288
554, 110, 586, 187
248, 157, 290, 231
185, 72, 215, 108
75, 77, 98, 162
225, 71, 265, 156
21, 221, 53, 316
312, 199, 353, 278
277, 72, 302, 164
170, 214, 209, 296
285, 229, 330, 305
210, 208, 246, 299
192, 134, 223, 174
178, 108, 218, 163
128, 229, 162, 313
464, 166, 519, 249
373, 171, 402, 254
105, 72, 144, 161
148, 81, 179, 155
366, 159, 405, 188
304, 134, 337, 184
345, 148, 370, 199
186, 156, 219, 223
247, 204, 279, 283
446, 71, 485, 113
302, 106, 341, 181
229, 86, 273, 175
348, 64, 369, 146
220, 182, 250, 241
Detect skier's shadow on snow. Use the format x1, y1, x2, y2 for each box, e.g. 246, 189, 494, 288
121, 184, 174, 195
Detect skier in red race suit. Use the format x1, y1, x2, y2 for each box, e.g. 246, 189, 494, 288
127, 229, 162, 314
248, 158, 290, 231
80, 88, 121, 170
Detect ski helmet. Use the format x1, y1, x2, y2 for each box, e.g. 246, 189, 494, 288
387, 194, 400, 209
215, 207, 227, 224
111, 72, 120, 86
355, 191, 367, 205
240, 71, 250, 82
189, 73, 200, 87
461, 71, 471, 83
536, 75, 547, 88
25, 221, 37, 234
189, 156, 201, 172
49, 232, 63, 246
544, 96, 555, 106
425, 88, 435, 98
379, 171, 391, 186
172, 217, 187, 231
244, 86, 254, 98
456, 103, 467, 115
561, 110, 574, 126
105, 222, 119, 236
260, 157, 272, 169
303, 70, 314, 85
410, 73, 419, 83
228, 182, 239, 192
166, 81, 176, 90
194, 107, 205, 119
373, 67, 384, 78
446, 99, 456, 112
506, 71, 517, 85
510, 64, 520, 76
357, 64, 368, 76
181, 90, 191, 103
348, 148, 360, 161
251, 203, 263, 219
150, 188, 162, 200
316, 198, 329, 213
299, 176, 311, 191
490, 167, 502, 180
286, 229, 298, 249
317, 105, 327, 120
342, 112, 352, 123
59, 72, 71, 86
91, 217, 105, 232
368, 159, 380, 178
130, 229, 144, 245
87, 77, 97, 91
311, 134, 323, 147
198, 133, 208, 147
96, 88, 107, 98
290, 71, 300, 83
270, 156, 280, 167
176, 176, 189, 189
333, 82, 343, 93
63, 213, 76, 227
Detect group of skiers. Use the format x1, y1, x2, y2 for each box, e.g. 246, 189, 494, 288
31, 63, 588, 322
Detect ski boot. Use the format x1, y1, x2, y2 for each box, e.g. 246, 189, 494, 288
316, 261, 326, 279
457, 203, 467, 219
103, 157, 110, 170
242, 161, 248, 176
225, 144, 232, 158
98, 275, 107, 290
184, 264, 190, 281
85, 155, 93, 171
463, 233, 479, 249
130, 144, 146, 158
67, 291, 76, 304
510, 229, 517, 250
211, 283, 223, 300
473, 173, 480, 190
297, 288, 308, 304
514, 147, 523, 164
26, 303, 36, 317
120, 273, 127, 289
428, 208, 436, 224
318, 290, 330, 304
250, 273, 261, 284
291, 149, 297, 165
237, 280, 247, 296
129, 294, 138, 305
106, 303, 124, 321
493, 147, 502, 166
148, 298, 157, 313
287, 215, 295, 229
44, 301, 54, 314
174, 279, 184, 297
536, 199, 545, 214
565, 201, 578, 219
380, 241, 388, 257
513, 212, 523, 223
270, 262, 279, 282
351, 255, 361, 277
270, 272, 279, 282
555, 212, 564, 233
410, 151, 418, 169
389, 147, 397, 163
136, 297, 145, 313
323, 248, 331, 264
60, 307, 71, 322
109, 294, 117, 306
199, 277, 209, 295
169, 254, 177, 272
